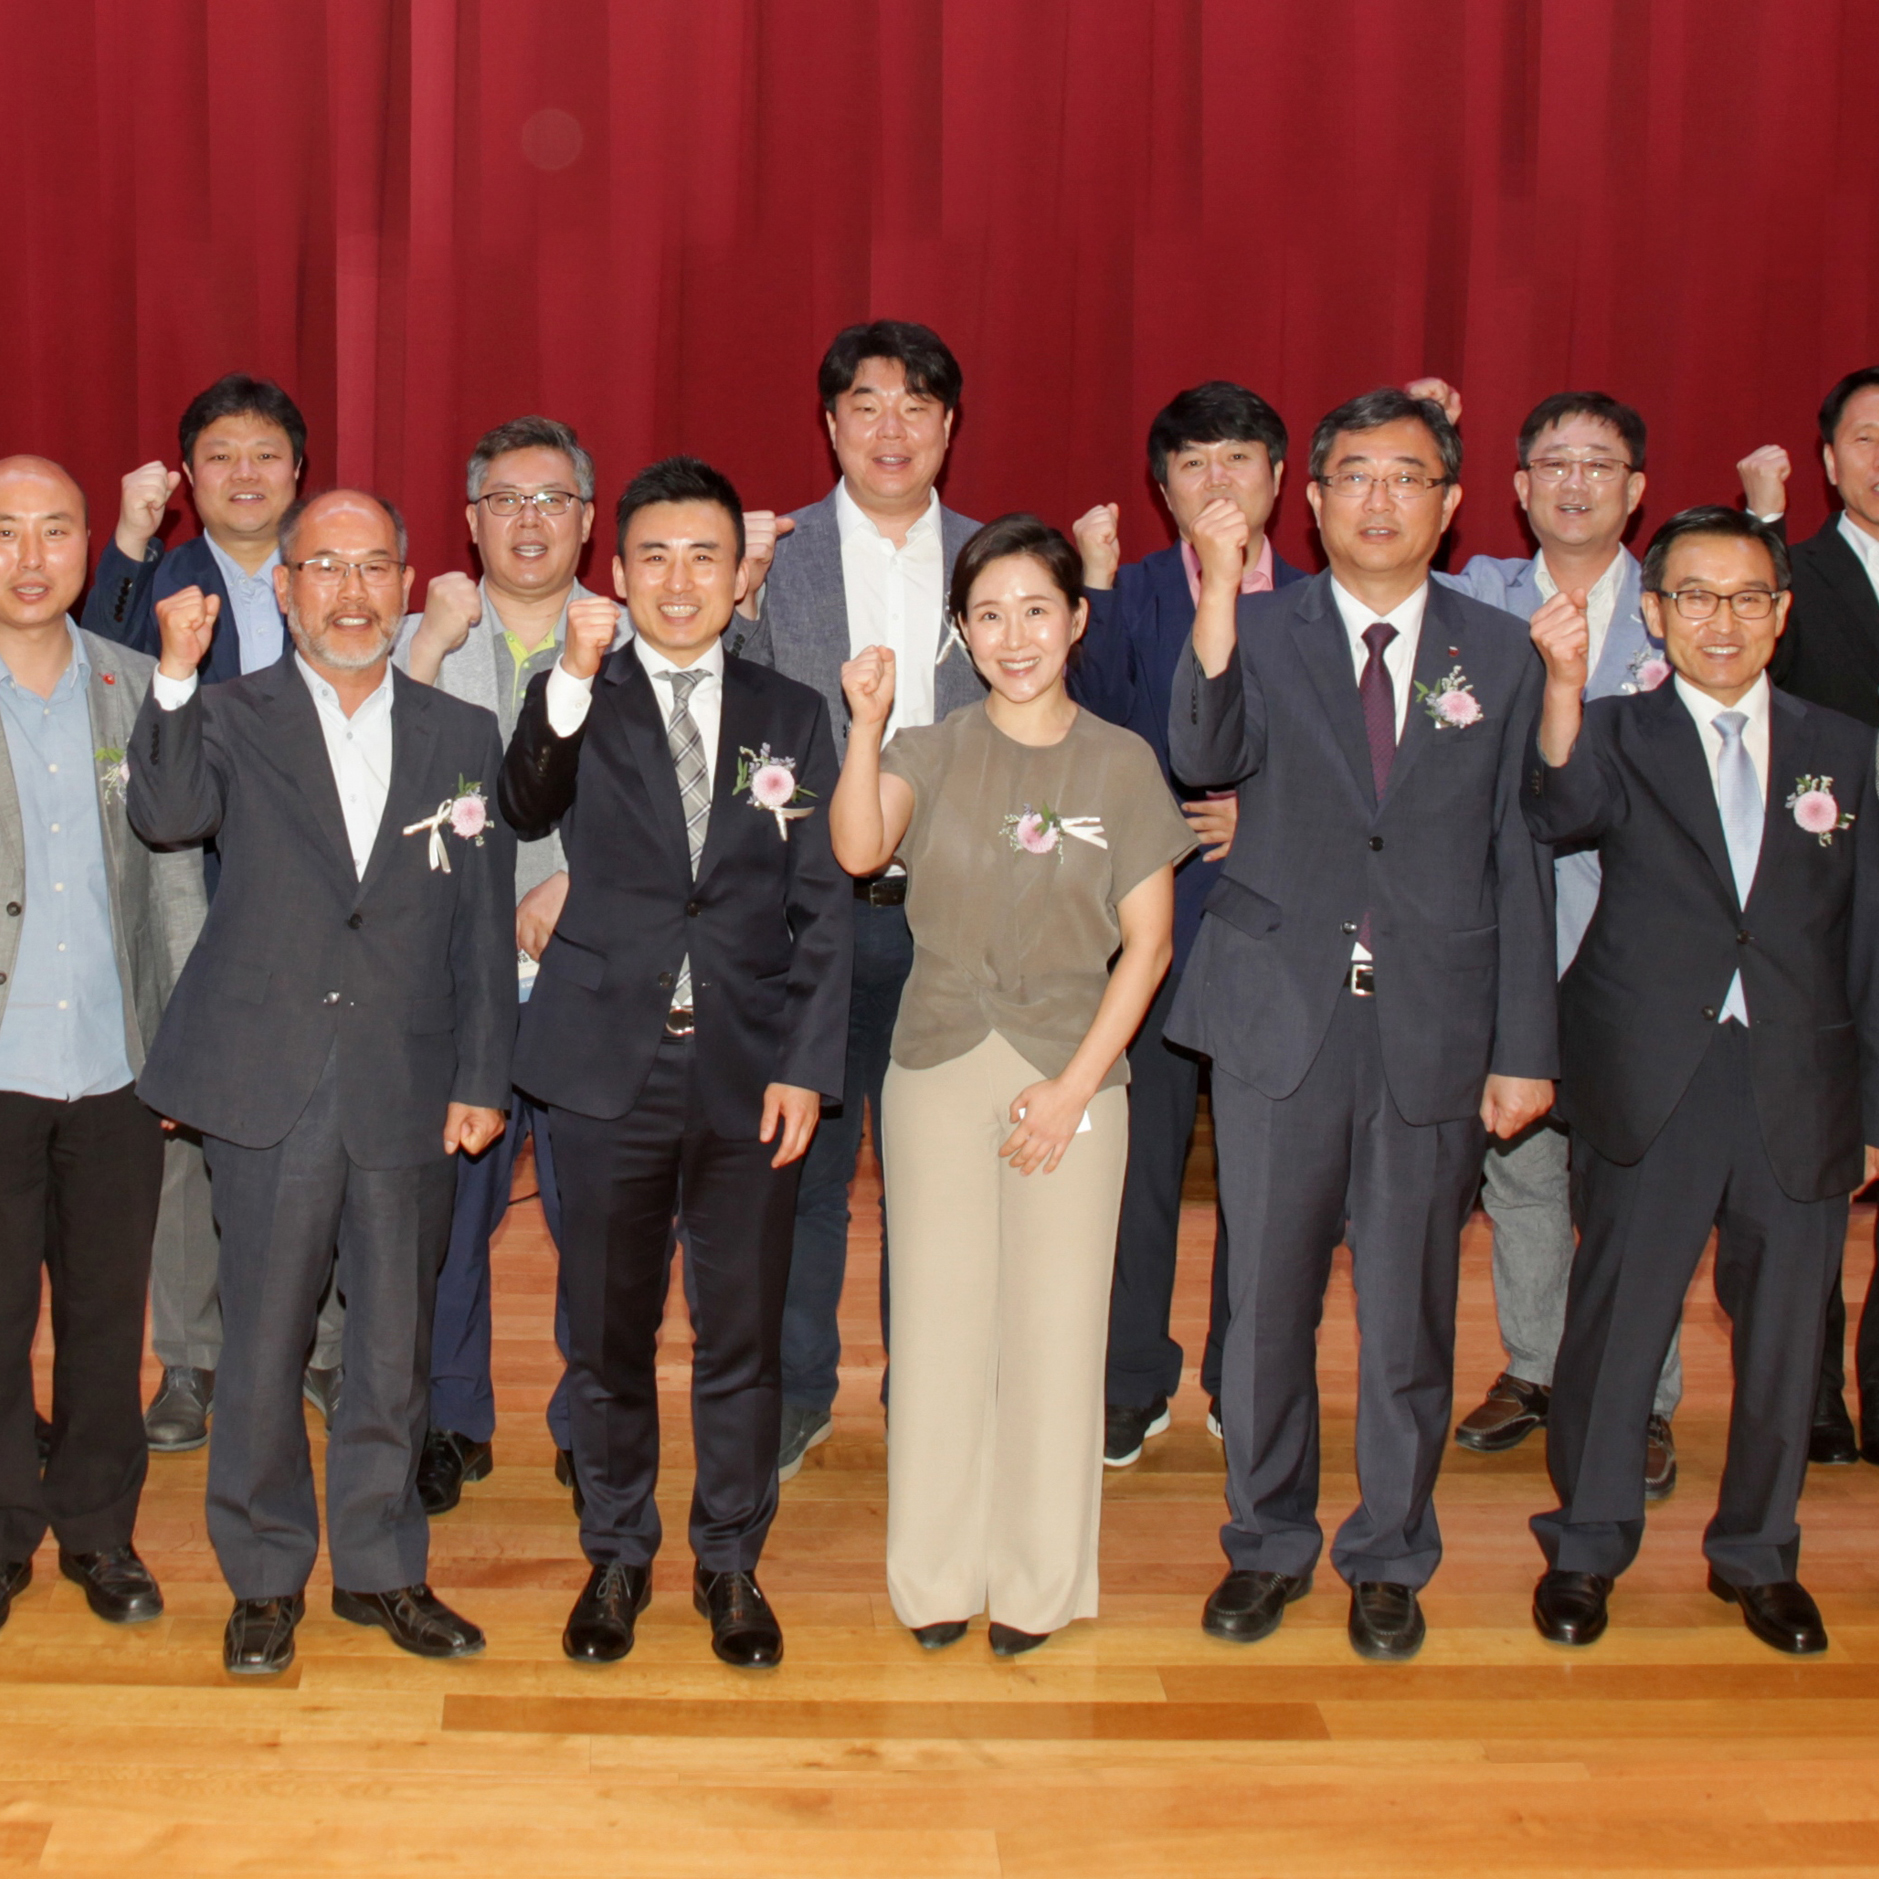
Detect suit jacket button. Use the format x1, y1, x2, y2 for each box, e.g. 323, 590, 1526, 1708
1341, 921, 1357, 935
686, 899, 701, 916
658, 971, 674, 989
348, 913, 364, 929
1736, 929, 1750, 944
1368, 836, 1384, 851
4, 903, 17, 917
1701, 1005, 1716, 1020
323, 991, 341, 1006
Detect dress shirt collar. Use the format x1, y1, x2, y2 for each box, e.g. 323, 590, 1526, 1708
0, 618, 89, 701
834, 479, 941, 549
1327, 575, 1429, 647
1838, 511, 1879, 592
1180, 535, 1274, 606
633, 632, 725, 688
204, 532, 282, 594
1674, 670, 1771, 740
1533, 547, 1625, 610
295, 652, 394, 720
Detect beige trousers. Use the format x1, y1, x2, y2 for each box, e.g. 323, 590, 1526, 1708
882, 1031, 1128, 1634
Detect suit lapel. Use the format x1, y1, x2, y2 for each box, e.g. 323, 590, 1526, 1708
83, 643, 133, 891
605, 648, 694, 872
793, 492, 852, 717
1745, 690, 1808, 915
1289, 578, 1378, 809
357, 671, 441, 899
694, 661, 762, 890
1810, 522, 1879, 676
1631, 683, 1740, 905
1378, 590, 1470, 806
253, 659, 360, 892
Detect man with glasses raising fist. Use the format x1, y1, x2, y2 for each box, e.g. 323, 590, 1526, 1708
1167, 388, 1555, 1661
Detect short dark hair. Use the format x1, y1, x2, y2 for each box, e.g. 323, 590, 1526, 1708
818, 320, 963, 414
1640, 504, 1790, 593
614, 455, 745, 561
1516, 391, 1646, 471
278, 489, 408, 564
1147, 381, 1288, 485
948, 513, 1083, 625
1819, 367, 1879, 446
1308, 388, 1462, 484
467, 415, 596, 501
178, 373, 307, 468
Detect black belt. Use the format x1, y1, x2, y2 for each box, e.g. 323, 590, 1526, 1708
854, 874, 906, 907
664, 1007, 696, 1037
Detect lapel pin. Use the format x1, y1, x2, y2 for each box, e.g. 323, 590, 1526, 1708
1447, 646, 1459, 658
102, 673, 115, 684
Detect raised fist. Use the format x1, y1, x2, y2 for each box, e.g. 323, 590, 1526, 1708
416, 571, 482, 656
562, 594, 617, 681
841, 644, 897, 728
1405, 377, 1462, 425
1072, 503, 1121, 590
117, 461, 181, 559
1737, 444, 1791, 519
1529, 587, 1590, 693
1189, 496, 1251, 590
154, 585, 220, 681
739, 510, 795, 602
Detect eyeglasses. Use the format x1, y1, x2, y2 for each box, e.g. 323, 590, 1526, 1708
1653, 587, 1784, 622
475, 490, 582, 517
1526, 455, 1633, 484
289, 556, 407, 584
1315, 472, 1452, 500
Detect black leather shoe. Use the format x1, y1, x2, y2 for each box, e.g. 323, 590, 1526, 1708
1103, 1396, 1171, 1467
563, 1561, 651, 1663
416, 1429, 493, 1515
692, 1567, 783, 1668
1454, 1372, 1551, 1452
59, 1546, 163, 1624
555, 1447, 585, 1517
989, 1622, 1051, 1657
1863, 1429, 1879, 1468
332, 1584, 485, 1658
145, 1365, 214, 1452
1708, 1569, 1828, 1655
912, 1620, 969, 1650
302, 1364, 343, 1432
224, 1595, 304, 1675
1202, 1568, 1313, 1643
1532, 1569, 1613, 1646
1809, 1393, 1860, 1465
1348, 1581, 1425, 1661
0, 1557, 31, 1630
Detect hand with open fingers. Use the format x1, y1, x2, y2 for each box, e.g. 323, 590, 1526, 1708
1189, 496, 1251, 590
1183, 792, 1238, 862
739, 510, 795, 597
1405, 377, 1462, 425
1000, 1076, 1091, 1176
445, 1103, 507, 1157
1737, 444, 1791, 518
1529, 588, 1591, 692
116, 460, 181, 559
416, 570, 482, 659
841, 644, 897, 728
760, 1082, 821, 1167
562, 595, 617, 681
516, 870, 569, 960
154, 585, 220, 680
1072, 502, 1121, 590
1479, 1075, 1554, 1141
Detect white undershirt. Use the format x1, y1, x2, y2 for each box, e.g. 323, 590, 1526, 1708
835, 480, 944, 743
1535, 549, 1625, 677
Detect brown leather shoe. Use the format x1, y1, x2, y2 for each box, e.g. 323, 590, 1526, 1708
1454, 1373, 1550, 1453
1643, 1415, 1677, 1500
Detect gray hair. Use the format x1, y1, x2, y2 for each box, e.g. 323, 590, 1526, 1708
278, 490, 408, 564
1308, 388, 1462, 484
466, 415, 596, 502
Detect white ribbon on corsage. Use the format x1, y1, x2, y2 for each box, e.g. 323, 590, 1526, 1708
403, 784, 490, 873
1058, 816, 1108, 850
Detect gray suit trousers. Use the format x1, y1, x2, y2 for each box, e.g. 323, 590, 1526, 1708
202, 1048, 455, 1598
1214, 990, 1483, 1589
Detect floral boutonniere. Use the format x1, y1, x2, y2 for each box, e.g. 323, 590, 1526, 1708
402, 776, 489, 872
1001, 803, 1108, 862
94, 746, 129, 807
736, 743, 815, 839
1621, 642, 1672, 694
1786, 775, 1856, 848
1414, 666, 1482, 729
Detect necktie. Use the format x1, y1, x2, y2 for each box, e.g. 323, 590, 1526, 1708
661, 667, 711, 1008
1359, 622, 1399, 798
1714, 708, 1760, 1024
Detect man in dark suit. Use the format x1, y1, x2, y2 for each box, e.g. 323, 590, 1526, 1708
501, 456, 851, 1670
129, 488, 516, 1675
731, 321, 979, 1481
1523, 507, 1879, 1655
1168, 388, 1557, 1660
1069, 381, 1307, 1464
1739, 367, 1879, 1464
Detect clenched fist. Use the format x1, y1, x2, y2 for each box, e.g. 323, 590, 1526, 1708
1405, 377, 1462, 425
1737, 444, 1791, 519
1529, 587, 1590, 693
409, 571, 482, 678
1189, 496, 1251, 590
154, 585, 220, 681
737, 510, 795, 613
841, 644, 897, 729
561, 595, 618, 681
1072, 503, 1121, 590
117, 460, 181, 560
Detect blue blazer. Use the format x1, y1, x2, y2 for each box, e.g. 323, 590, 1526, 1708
82, 536, 256, 687
1073, 541, 1308, 971
1437, 548, 1658, 975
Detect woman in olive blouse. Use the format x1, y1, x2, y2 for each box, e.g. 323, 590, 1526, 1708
831, 513, 1193, 1656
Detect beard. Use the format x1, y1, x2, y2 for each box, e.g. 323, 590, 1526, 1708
286, 598, 396, 672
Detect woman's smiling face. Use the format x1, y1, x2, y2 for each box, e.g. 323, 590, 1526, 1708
961, 552, 1087, 706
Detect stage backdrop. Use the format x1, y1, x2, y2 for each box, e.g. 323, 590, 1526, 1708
6, 0, 1877, 593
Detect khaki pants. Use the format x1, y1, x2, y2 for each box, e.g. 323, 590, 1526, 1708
882, 1031, 1128, 1634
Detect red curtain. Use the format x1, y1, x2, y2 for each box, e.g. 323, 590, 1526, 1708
6, 0, 1877, 588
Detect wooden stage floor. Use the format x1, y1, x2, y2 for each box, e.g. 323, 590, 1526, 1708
14, 1137, 1879, 1876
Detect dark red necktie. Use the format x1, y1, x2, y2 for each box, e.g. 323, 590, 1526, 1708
1360, 621, 1399, 797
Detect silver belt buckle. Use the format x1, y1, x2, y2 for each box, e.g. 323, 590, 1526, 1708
1348, 961, 1375, 997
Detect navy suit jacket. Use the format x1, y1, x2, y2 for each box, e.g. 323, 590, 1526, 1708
82, 536, 257, 686
1072, 541, 1307, 971
1768, 518, 1879, 728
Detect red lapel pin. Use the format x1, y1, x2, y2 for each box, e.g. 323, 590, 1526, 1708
102, 673, 115, 684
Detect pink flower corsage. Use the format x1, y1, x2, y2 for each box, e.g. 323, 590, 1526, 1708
1414, 666, 1482, 729
1001, 803, 1108, 862
403, 776, 489, 873
735, 743, 815, 839
1786, 775, 1856, 847
1622, 643, 1672, 693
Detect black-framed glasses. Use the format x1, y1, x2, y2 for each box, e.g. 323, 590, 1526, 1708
1526, 455, 1633, 483
475, 490, 582, 517
289, 556, 406, 584
1315, 471, 1453, 500
1653, 586, 1784, 622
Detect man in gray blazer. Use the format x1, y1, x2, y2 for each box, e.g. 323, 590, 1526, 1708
1427, 390, 1684, 1494
393, 414, 626, 1515
130, 488, 516, 1675
732, 320, 982, 1477
0, 456, 205, 1633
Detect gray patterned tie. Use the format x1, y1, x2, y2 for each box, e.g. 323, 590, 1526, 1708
660, 667, 711, 1008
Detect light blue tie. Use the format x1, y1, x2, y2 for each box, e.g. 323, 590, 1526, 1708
1714, 709, 1760, 1025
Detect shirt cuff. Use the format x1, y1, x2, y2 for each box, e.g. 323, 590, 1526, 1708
151, 669, 199, 711
545, 659, 595, 738
1756, 512, 1785, 525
